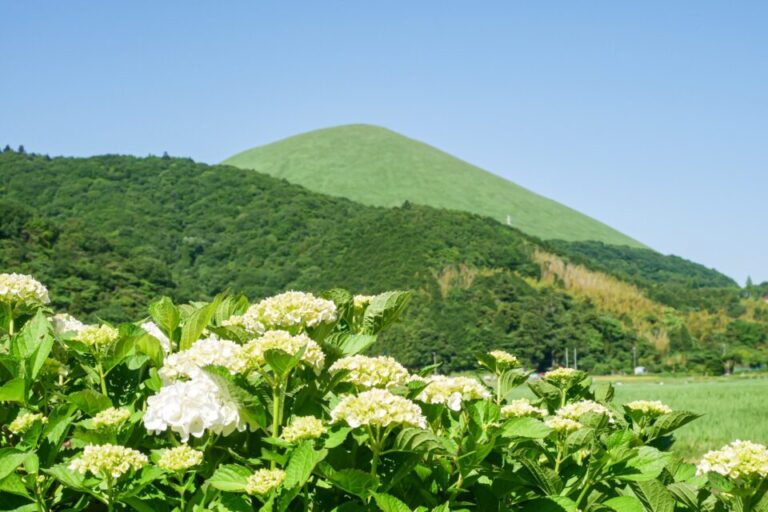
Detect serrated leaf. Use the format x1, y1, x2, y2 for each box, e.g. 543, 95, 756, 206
180, 297, 221, 351
149, 296, 180, 335
629, 480, 676, 512
0, 449, 31, 481
501, 417, 551, 439
374, 493, 412, 512
67, 389, 112, 415
518, 496, 579, 512
284, 442, 327, 489
362, 291, 411, 335
322, 467, 379, 499
603, 496, 645, 512
206, 464, 251, 492
0, 377, 25, 403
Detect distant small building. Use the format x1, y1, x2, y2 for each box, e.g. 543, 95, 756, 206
634, 366, 647, 376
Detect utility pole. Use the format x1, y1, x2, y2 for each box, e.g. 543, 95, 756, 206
565, 348, 569, 368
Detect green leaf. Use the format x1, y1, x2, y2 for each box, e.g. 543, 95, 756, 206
43, 464, 87, 491
284, 442, 327, 489
206, 464, 251, 492
12, 311, 49, 360
0, 471, 32, 499
180, 297, 221, 351
0, 377, 25, 403
148, 296, 180, 336
629, 480, 676, 512
603, 496, 646, 512
500, 417, 551, 439
218, 493, 253, 512
647, 411, 701, 439
518, 496, 579, 512
264, 348, 304, 379
135, 333, 164, 367
322, 333, 378, 358
518, 458, 563, 495
203, 366, 267, 430
615, 447, 671, 482
498, 369, 529, 400
362, 291, 411, 335
68, 389, 112, 415
0, 449, 31, 480
373, 493, 412, 512
322, 467, 379, 499
29, 331, 54, 381
103, 325, 139, 372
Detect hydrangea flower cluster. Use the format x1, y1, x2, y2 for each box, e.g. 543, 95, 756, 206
545, 416, 583, 434
241, 330, 325, 373
543, 367, 583, 386
557, 400, 615, 423
0, 273, 49, 306
625, 400, 672, 417
353, 294, 375, 311
75, 324, 119, 348
238, 291, 337, 334
157, 445, 204, 471
415, 375, 491, 411
91, 407, 131, 430
329, 355, 410, 389
489, 350, 519, 367
141, 321, 171, 354
144, 374, 246, 442
159, 336, 246, 383
696, 440, 768, 481
69, 444, 148, 479
281, 416, 327, 443
50, 313, 86, 336
9, 412, 47, 434
501, 399, 548, 419
331, 389, 427, 429
245, 468, 286, 495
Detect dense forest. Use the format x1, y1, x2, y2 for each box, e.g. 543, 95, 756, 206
1, 149, 766, 373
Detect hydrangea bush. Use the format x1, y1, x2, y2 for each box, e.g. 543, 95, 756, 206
1, 275, 767, 511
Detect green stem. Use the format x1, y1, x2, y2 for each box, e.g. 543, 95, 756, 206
495, 371, 502, 405
106, 476, 115, 512
368, 425, 381, 477
178, 473, 187, 511
271, 381, 283, 469
575, 469, 592, 507
96, 360, 109, 396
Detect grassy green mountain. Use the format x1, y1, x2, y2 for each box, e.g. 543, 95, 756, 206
1, 149, 764, 374
224, 124, 645, 248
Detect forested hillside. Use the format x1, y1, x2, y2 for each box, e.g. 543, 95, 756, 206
1, 149, 765, 373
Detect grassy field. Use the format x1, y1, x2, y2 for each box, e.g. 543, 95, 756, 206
223, 124, 644, 247
515, 375, 768, 459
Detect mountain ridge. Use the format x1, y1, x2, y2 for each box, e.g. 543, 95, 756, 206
223, 124, 646, 248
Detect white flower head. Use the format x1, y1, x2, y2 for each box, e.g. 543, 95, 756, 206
697, 440, 768, 481
0, 273, 49, 307
501, 399, 548, 419
489, 350, 520, 367
9, 412, 47, 434
69, 444, 147, 479
240, 291, 337, 334
159, 335, 245, 383
91, 407, 131, 430
625, 400, 672, 417
353, 295, 375, 311
241, 330, 325, 373
50, 313, 86, 336
75, 324, 119, 348
245, 468, 286, 495
141, 321, 171, 354
544, 367, 584, 386
329, 355, 410, 389
331, 389, 427, 429
556, 400, 614, 423
158, 445, 204, 471
545, 416, 582, 434
282, 416, 327, 443
143, 374, 246, 442
415, 375, 491, 411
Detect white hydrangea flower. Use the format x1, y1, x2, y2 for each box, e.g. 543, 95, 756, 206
501, 399, 548, 419
489, 350, 520, 367
245, 468, 286, 495
329, 355, 410, 389
353, 295, 375, 311
74, 324, 119, 348
625, 400, 672, 417
50, 313, 86, 336
415, 375, 491, 411
282, 416, 327, 443
239, 291, 337, 334
557, 400, 614, 423
0, 273, 49, 306
157, 445, 204, 471
331, 389, 427, 429
144, 374, 246, 442
159, 336, 245, 383
141, 321, 171, 354
91, 407, 131, 430
69, 444, 147, 479
9, 412, 47, 434
697, 440, 768, 480
545, 416, 582, 434
241, 330, 325, 373
543, 367, 583, 385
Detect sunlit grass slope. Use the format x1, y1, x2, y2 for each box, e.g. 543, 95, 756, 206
223, 124, 645, 247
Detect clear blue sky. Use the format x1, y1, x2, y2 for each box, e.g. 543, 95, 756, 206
2, 1, 766, 283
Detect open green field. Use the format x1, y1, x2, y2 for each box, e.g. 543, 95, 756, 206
517, 376, 768, 459
224, 124, 645, 247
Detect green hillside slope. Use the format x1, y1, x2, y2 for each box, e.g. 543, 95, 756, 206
1, 150, 760, 374
224, 124, 644, 247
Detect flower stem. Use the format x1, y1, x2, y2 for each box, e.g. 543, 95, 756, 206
96, 360, 109, 396
271, 381, 283, 469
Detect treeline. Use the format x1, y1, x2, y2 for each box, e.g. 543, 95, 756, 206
0, 151, 764, 374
